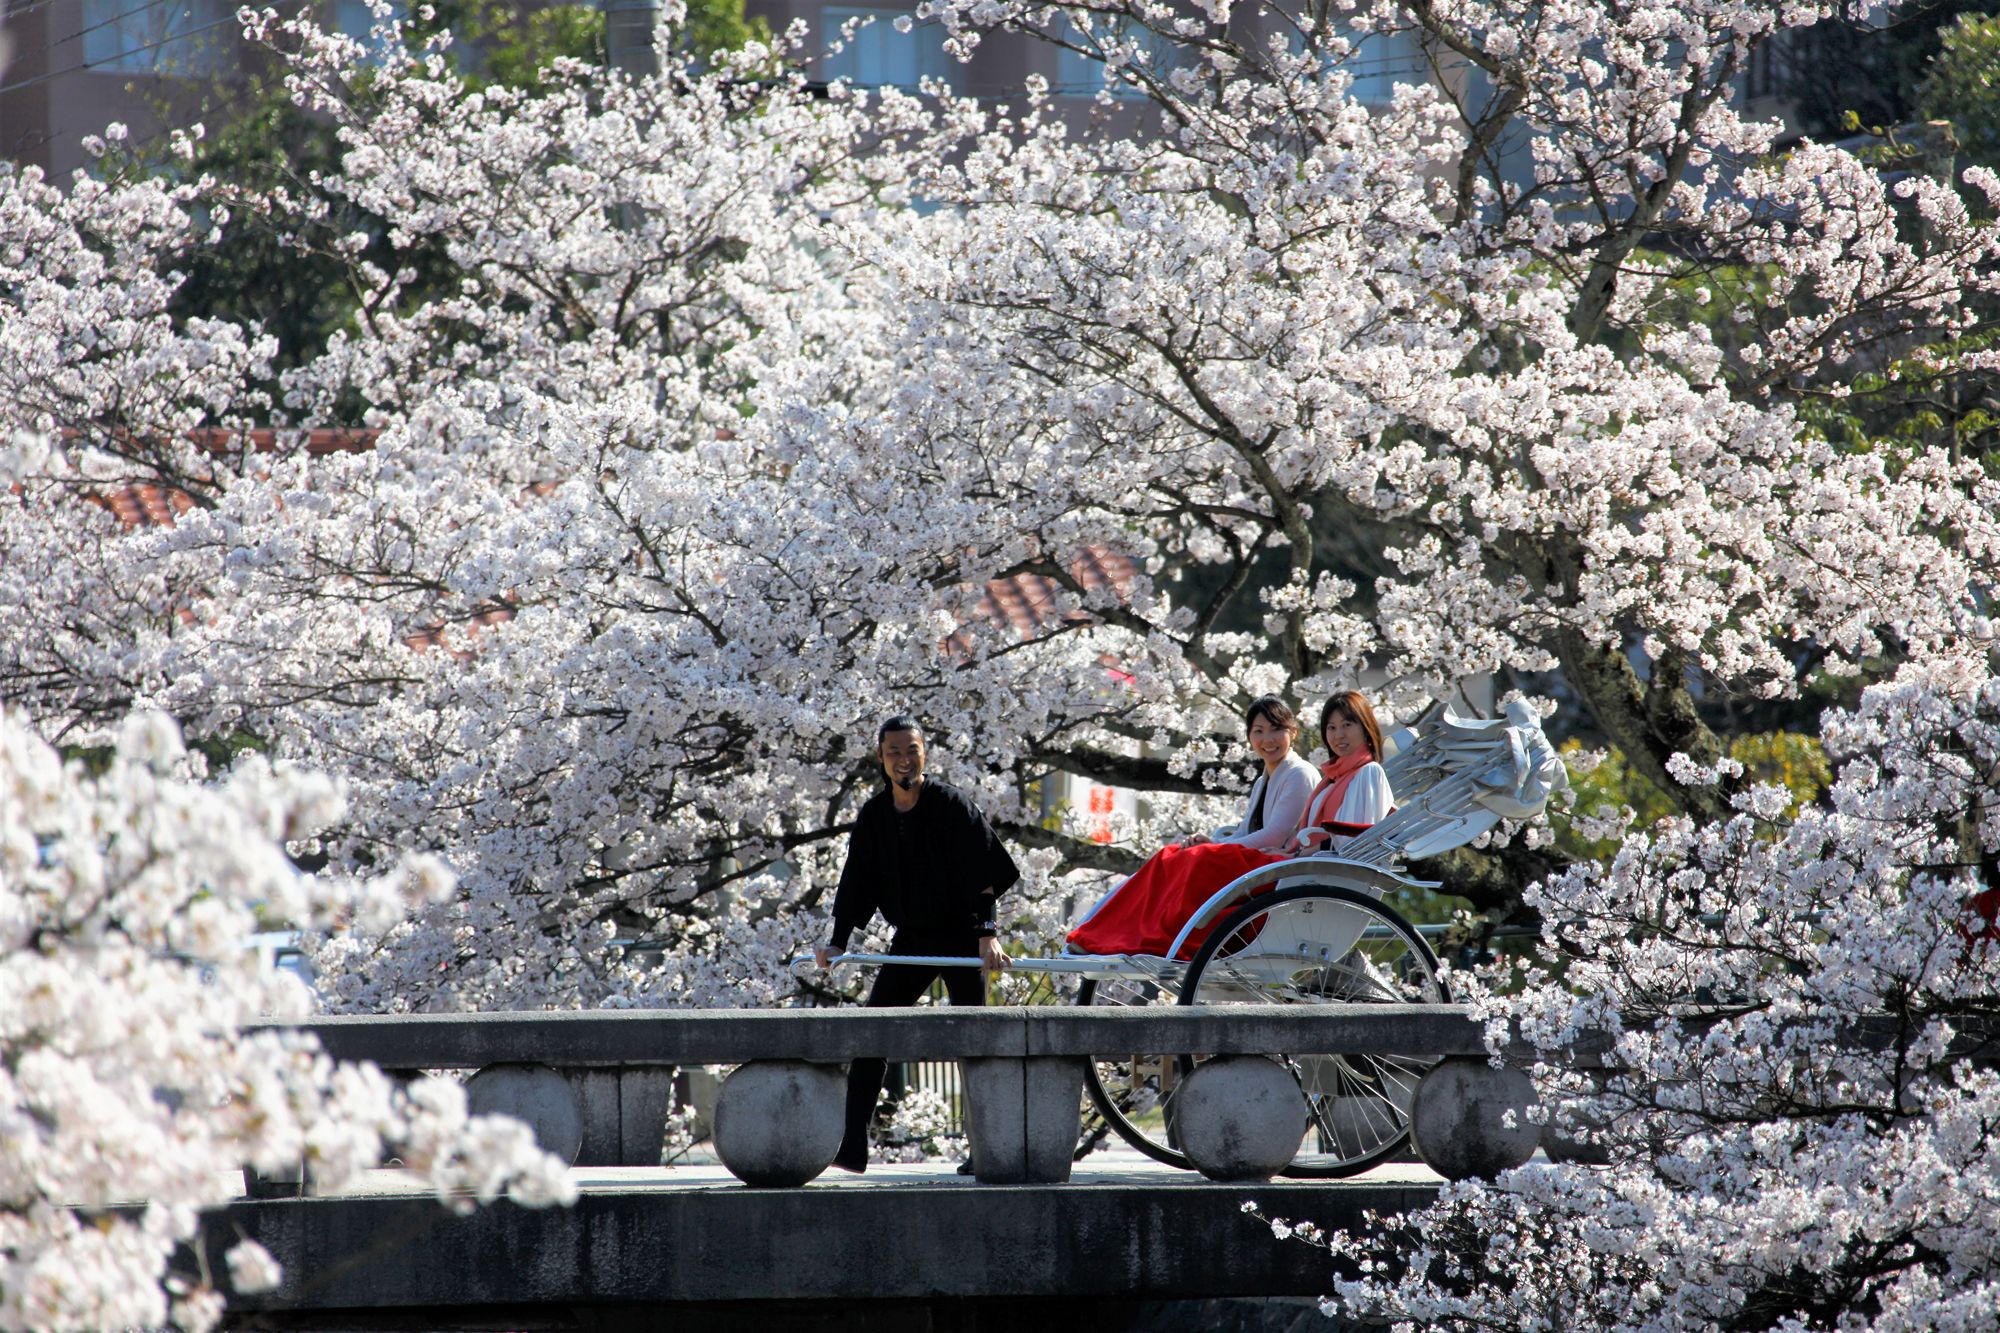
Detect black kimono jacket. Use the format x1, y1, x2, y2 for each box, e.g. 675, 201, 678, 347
829, 779, 1021, 950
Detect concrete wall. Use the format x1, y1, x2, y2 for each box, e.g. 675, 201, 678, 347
202, 1175, 1438, 1312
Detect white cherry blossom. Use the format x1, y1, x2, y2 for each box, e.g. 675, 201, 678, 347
0, 707, 573, 1333
1308, 662, 2000, 1330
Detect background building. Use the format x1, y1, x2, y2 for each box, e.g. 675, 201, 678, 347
0, 0, 422, 178
0, 0, 1436, 178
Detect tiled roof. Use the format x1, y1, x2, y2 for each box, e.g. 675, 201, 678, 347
68, 425, 376, 529
90, 484, 196, 529
185, 427, 379, 455
401, 605, 517, 656
962, 547, 1140, 642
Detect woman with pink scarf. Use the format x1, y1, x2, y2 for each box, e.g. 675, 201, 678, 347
1067, 692, 1394, 959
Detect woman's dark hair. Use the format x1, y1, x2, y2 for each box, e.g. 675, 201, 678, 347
1243, 694, 1297, 734
1318, 692, 1384, 761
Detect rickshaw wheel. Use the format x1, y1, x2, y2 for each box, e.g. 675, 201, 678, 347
1180, 883, 1449, 1179
1076, 973, 1197, 1170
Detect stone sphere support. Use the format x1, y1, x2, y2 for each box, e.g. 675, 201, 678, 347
712, 1060, 846, 1187
1409, 1056, 1541, 1181
465, 1063, 585, 1164
1173, 1055, 1310, 1182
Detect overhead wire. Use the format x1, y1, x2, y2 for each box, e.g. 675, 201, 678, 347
50, 0, 228, 54
1, 0, 91, 22
0, 11, 237, 98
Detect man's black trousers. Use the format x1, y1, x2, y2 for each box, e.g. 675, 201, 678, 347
839, 934, 986, 1165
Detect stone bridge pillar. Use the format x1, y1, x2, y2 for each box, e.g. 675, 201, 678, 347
959, 1056, 1086, 1183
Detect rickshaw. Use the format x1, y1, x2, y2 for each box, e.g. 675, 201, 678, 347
826, 700, 1568, 1178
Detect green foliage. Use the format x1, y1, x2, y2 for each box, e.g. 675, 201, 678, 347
167, 70, 364, 385
1641, 240, 1995, 474
418, 0, 768, 82
1552, 740, 1676, 864
1553, 732, 1831, 864
1392, 880, 1478, 930
57, 730, 267, 781
1799, 325, 2000, 469
189, 729, 272, 774
414, 0, 605, 90
1782, 0, 1991, 142
1922, 11, 2000, 168
1726, 732, 1834, 817
1644, 161, 2000, 475
683, 0, 772, 66
57, 743, 116, 779
1643, 258, 1782, 377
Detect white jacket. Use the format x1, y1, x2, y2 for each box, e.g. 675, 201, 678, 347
1278, 759, 1394, 889
1301, 760, 1394, 830
1212, 751, 1320, 852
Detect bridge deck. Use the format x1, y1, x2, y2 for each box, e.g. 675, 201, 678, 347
212, 1149, 1445, 1324
289, 1147, 1442, 1197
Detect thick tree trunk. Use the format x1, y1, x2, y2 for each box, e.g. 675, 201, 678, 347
1555, 627, 1736, 825
1410, 843, 1568, 922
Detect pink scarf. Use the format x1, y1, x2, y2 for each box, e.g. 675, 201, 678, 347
1293, 749, 1373, 838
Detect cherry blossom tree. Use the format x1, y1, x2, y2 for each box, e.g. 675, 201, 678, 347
0, 702, 574, 1333
905, 0, 2000, 821
3, 0, 1998, 1016
4, 2, 1990, 1318
1249, 656, 2000, 1331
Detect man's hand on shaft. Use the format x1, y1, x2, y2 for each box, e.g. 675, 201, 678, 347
978, 936, 1009, 972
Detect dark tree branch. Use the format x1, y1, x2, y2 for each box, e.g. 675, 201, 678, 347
1567, 51, 1737, 345
1409, 841, 1570, 920
999, 820, 1147, 875
1026, 745, 1237, 795
1555, 625, 1737, 825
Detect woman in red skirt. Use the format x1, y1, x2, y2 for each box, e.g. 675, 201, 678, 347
1067, 692, 1393, 959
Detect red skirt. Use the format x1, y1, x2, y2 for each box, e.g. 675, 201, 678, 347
1067, 841, 1279, 959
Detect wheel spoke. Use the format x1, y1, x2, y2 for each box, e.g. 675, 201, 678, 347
1299, 1069, 1345, 1152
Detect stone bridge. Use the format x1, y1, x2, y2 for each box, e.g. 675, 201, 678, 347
210, 1006, 1543, 1330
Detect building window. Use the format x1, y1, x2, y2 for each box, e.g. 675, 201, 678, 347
335, 0, 412, 63
81, 0, 233, 76
821, 7, 950, 90
1343, 25, 1425, 104
1054, 19, 1191, 100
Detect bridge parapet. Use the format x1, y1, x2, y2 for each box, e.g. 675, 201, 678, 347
283, 1002, 1519, 1065
257, 1005, 1584, 1185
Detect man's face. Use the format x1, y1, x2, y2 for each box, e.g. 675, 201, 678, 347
879, 728, 926, 790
